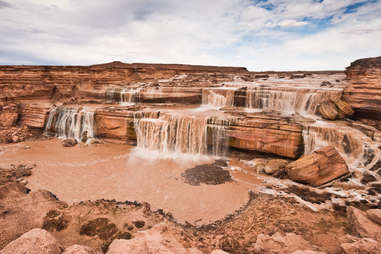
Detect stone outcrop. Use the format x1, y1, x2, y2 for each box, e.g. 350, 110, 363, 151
0, 228, 63, 254
344, 56, 381, 120
226, 115, 304, 159
286, 146, 349, 186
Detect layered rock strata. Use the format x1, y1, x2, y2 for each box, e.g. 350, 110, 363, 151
344, 56, 381, 120
286, 146, 349, 186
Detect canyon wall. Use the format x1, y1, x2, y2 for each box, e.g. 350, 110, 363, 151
0, 62, 247, 102
344, 56, 381, 120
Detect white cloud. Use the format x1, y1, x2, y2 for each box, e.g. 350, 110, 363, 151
0, 0, 380, 70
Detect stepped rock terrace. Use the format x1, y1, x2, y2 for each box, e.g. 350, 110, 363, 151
1, 59, 381, 253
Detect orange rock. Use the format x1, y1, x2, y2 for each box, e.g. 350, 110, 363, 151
227, 115, 304, 159
20, 103, 51, 128
286, 146, 349, 186
344, 56, 381, 120
318, 101, 339, 120
0, 112, 18, 127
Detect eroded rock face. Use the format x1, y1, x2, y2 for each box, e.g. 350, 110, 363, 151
286, 146, 349, 186
0, 228, 63, 254
344, 56, 381, 120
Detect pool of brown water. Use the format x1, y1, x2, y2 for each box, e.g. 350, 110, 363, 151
0, 139, 258, 224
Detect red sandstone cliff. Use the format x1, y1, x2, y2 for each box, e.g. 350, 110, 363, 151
0, 62, 247, 102
344, 56, 381, 120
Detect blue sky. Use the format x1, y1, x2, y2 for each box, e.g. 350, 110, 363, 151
0, 0, 380, 70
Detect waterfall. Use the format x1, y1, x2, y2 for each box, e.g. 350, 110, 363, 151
302, 120, 380, 169
133, 112, 229, 156
106, 87, 139, 105
202, 88, 236, 109
44, 106, 96, 143
245, 87, 341, 116
207, 117, 230, 156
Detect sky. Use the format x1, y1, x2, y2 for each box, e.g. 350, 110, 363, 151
0, 0, 380, 70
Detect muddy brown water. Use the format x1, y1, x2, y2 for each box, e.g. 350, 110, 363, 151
0, 139, 262, 224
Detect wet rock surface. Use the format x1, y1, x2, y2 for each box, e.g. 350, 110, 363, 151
182, 161, 232, 186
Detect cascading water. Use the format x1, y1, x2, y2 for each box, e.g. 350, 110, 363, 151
202, 88, 236, 109
44, 106, 96, 143
245, 87, 341, 116
106, 87, 140, 105
302, 120, 380, 170
133, 111, 229, 156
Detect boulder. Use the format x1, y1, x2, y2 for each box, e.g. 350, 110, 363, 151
63, 245, 102, 254
318, 101, 339, 120
0, 228, 63, 254
347, 206, 381, 241
264, 159, 288, 176
253, 232, 319, 254
250, 158, 267, 173
286, 146, 349, 186
334, 99, 354, 116
366, 209, 381, 225
340, 236, 379, 254
107, 223, 202, 254
62, 139, 78, 147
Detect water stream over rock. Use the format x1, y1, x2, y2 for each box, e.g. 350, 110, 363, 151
44, 106, 96, 143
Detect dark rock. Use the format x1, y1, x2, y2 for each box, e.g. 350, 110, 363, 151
133, 220, 145, 229
361, 173, 377, 184
62, 139, 77, 147
80, 218, 118, 240
182, 164, 232, 186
